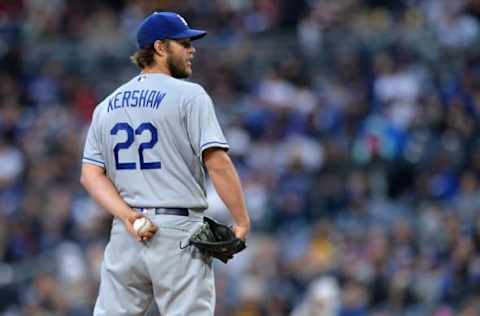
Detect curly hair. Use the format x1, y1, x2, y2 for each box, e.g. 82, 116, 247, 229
130, 47, 156, 69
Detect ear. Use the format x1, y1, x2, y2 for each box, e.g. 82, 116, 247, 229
153, 40, 167, 57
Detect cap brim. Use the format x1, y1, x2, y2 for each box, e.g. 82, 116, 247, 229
170, 29, 207, 41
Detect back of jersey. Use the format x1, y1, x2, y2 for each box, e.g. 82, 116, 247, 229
82, 73, 229, 209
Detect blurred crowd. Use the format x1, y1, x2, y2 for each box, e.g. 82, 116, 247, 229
1, 0, 480, 315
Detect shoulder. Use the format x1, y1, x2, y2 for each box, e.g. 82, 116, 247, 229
92, 95, 112, 117
87, 104, 105, 127
89, 85, 121, 121
167, 77, 208, 99
93, 79, 134, 114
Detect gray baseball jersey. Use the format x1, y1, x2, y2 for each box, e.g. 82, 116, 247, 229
82, 73, 229, 210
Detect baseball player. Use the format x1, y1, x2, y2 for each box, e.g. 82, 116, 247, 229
80, 11, 250, 316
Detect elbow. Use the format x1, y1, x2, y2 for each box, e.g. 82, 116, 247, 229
80, 164, 105, 190
79, 173, 88, 188
79, 167, 93, 188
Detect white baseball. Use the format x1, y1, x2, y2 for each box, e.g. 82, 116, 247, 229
133, 217, 153, 236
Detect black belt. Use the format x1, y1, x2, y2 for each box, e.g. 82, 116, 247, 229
138, 207, 189, 216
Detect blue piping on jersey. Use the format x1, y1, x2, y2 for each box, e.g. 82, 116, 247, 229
200, 141, 229, 150
83, 156, 105, 165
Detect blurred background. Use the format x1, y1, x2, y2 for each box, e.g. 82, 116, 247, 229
1, 0, 480, 315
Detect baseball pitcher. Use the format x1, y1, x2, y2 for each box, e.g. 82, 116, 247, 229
80, 11, 251, 316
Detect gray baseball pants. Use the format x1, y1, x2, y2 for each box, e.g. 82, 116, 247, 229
93, 209, 215, 316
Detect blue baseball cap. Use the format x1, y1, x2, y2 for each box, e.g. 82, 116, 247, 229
137, 12, 207, 48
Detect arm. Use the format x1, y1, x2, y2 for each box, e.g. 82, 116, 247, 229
203, 148, 250, 240
80, 163, 156, 241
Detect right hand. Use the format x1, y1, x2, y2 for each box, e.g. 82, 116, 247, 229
121, 211, 157, 242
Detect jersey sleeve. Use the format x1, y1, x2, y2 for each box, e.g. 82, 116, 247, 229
82, 107, 105, 167
186, 92, 229, 159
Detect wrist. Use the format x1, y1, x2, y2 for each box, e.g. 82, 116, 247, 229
236, 218, 251, 228
118, 208, 135, 222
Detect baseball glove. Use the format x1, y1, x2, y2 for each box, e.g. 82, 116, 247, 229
185, 216, 246, 263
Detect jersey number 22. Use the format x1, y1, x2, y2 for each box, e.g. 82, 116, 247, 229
111, 122, 161, 170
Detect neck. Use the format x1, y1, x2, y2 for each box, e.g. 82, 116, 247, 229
141, 63, 171, 76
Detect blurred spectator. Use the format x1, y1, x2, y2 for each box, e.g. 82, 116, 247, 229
1, 0, 480, 315
290, 276, 340, 316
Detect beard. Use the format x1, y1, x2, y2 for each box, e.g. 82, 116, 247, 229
166, 53, 191, 79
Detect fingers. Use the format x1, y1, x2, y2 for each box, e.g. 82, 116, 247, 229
122, 211, 159, 242
129, 212, 144, 223
139, 224, 158, 241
